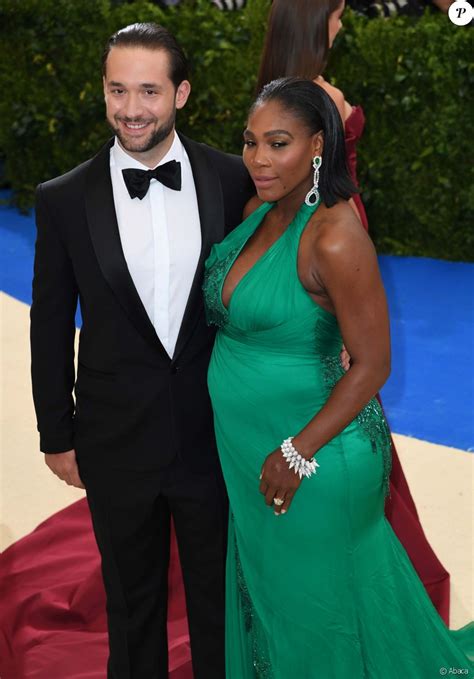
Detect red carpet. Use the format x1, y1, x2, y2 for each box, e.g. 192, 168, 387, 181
0, 499, 192, 679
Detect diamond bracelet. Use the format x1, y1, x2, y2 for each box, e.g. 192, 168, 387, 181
281, 437, 319, 479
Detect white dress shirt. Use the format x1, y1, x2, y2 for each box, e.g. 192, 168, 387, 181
110, 133, 201, 358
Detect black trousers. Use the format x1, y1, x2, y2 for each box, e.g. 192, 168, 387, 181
80, 459, 228, 679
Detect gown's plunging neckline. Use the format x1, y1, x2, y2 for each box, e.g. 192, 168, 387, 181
219, 200, 320, 314
219, 201, 276, 313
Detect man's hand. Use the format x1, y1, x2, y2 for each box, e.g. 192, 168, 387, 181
340, 344, 351, 372
45, 449, 85, 489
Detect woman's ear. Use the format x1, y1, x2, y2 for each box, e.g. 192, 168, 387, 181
312, 131, 324, 157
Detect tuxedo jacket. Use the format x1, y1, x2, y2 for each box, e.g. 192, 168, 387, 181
31, 134, 253, 471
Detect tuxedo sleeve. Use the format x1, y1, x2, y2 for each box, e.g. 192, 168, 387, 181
30, 184, 78, 453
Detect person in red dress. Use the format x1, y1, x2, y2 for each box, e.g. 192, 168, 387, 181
255, 0, 449, 621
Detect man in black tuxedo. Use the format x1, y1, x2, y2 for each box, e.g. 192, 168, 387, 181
30, 22, 252, 679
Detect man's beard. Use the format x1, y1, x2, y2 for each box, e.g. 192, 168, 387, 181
109, 108, 176, 154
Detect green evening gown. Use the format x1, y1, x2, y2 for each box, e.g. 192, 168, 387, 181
203, 199, 473, 678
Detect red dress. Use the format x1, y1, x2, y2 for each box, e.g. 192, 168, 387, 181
345, 105, 450, 620
0, 110, 449, 677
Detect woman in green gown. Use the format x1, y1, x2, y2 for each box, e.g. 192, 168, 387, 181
203, 78, 473, 677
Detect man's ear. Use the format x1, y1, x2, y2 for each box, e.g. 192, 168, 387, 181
175, 80, 191, 110
103, 76, 107, 101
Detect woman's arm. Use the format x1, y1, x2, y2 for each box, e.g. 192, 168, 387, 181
293, 210, 390, 457
259, 206, 390, 512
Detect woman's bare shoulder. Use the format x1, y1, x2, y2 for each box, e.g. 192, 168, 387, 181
312, 202, 372, 259
314, 77, 352, 122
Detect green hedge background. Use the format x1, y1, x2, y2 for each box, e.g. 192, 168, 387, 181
0, 0, 472, 260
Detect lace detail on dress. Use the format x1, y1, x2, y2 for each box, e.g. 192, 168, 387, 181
234, 530, 274, 678
203, 246, 240, 328
357, 398, 392, 496
322, 355, 392, 496
235, 534, 253, 633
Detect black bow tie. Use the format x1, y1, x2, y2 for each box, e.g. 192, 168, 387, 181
122, 160, 182, 200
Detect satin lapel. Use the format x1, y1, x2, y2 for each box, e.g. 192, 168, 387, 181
84, 140, 168, 357
173, 134, 225, 360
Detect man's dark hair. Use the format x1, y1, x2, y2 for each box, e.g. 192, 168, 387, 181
102, 22, 189, 88
251, 78, 357, 208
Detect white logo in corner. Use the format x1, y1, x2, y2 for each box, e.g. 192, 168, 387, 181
448, 0, 473, 25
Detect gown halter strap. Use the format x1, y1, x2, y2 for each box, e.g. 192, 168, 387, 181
284, 198, 322, 254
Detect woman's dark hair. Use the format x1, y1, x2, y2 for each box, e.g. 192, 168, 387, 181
251, 78, 356, 207
257, 0, 341, 92
102, 22, 189, 88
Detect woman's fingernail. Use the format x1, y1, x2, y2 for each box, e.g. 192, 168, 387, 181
281, 509, 287, 514
259, 474, 262, 480
274, 511, 279, 516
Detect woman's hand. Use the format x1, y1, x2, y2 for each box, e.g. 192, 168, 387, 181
259, 449, 303, 515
